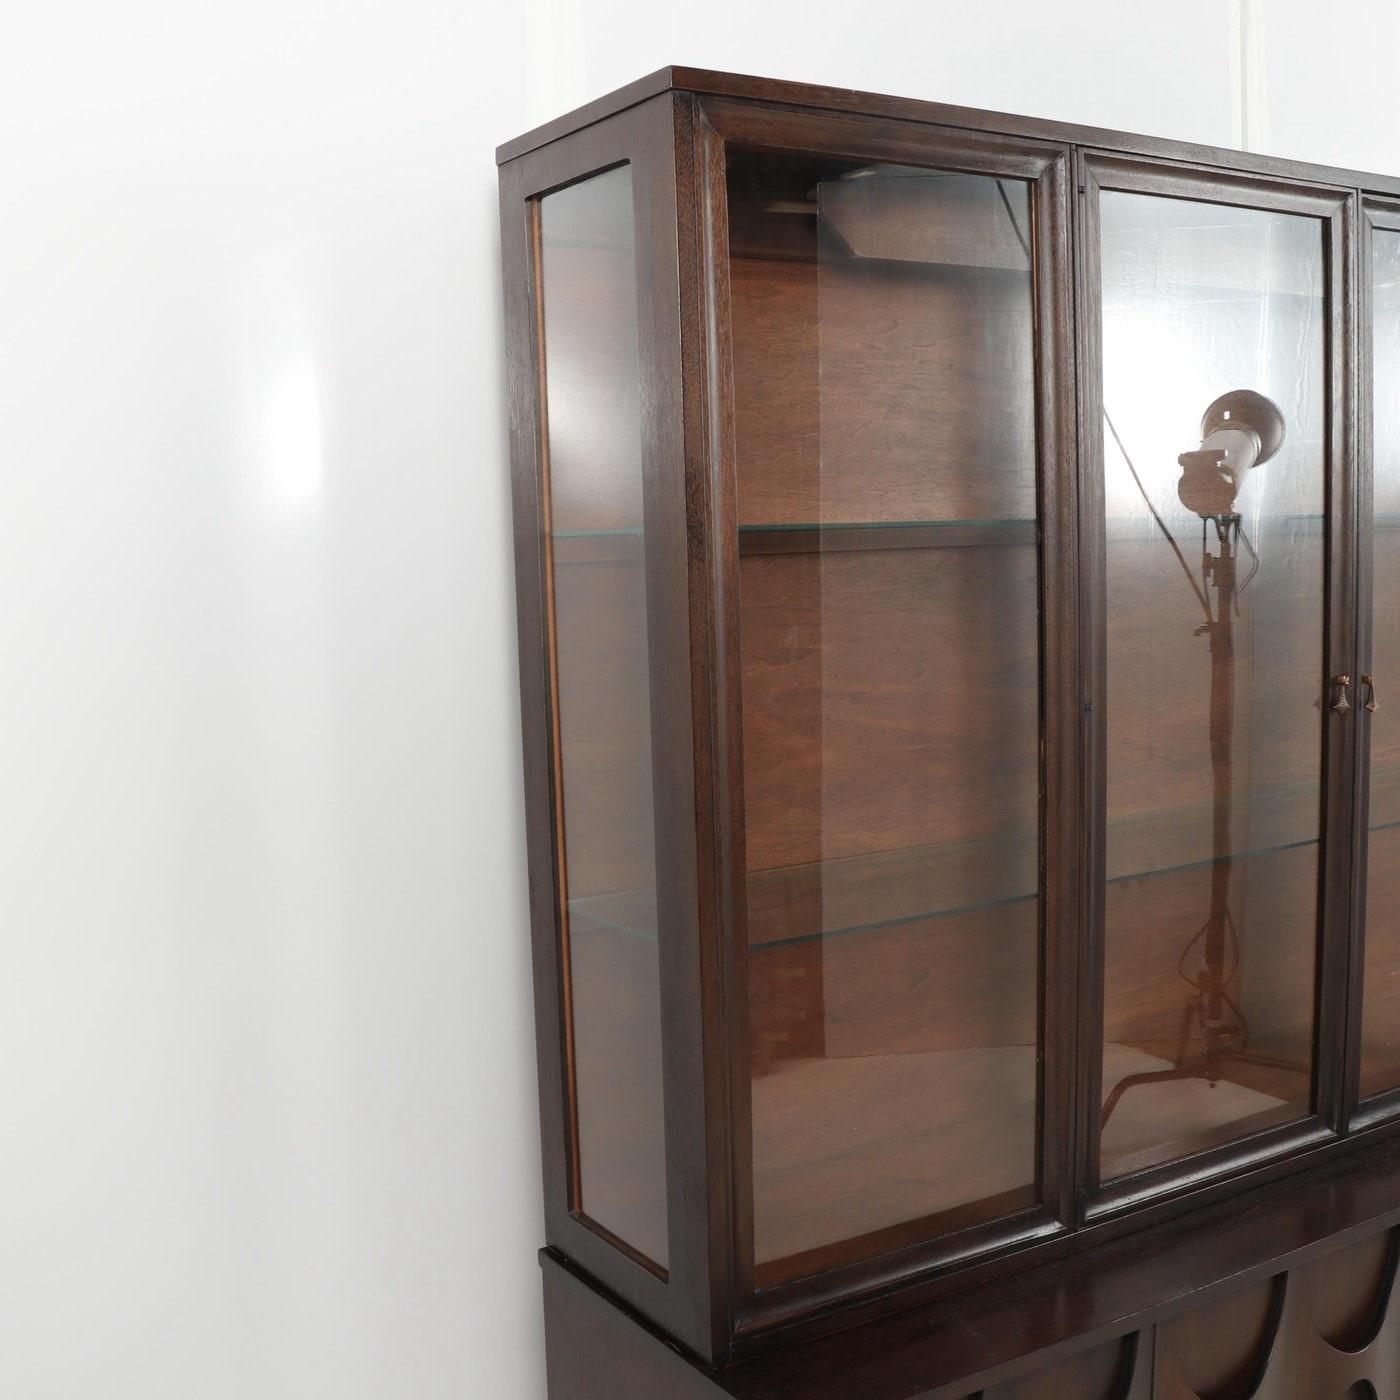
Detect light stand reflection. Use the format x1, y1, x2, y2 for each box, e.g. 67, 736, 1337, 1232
1102, 391, 1308, 1130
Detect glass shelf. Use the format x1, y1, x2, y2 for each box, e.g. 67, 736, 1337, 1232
737, 518, 1037, 554
724, 513, 1391, 555
556, 518, 1039, 560
564, 763, 1400, 950
551, 513, 1400, 563
550, 527, 644, 565
1103, 513, 1336, 543
570, 836, 1314, 951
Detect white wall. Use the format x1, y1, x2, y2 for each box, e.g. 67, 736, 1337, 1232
1, 4, 1397, 1398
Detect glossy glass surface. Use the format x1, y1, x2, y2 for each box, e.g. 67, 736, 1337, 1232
539, 167, 667, 1268
1361, 226, 1400, 1101
1097, 191, 1325, 1179
727, 151, 1042, 1285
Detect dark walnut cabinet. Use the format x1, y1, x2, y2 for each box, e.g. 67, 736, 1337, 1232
498, 68, 1400, 1399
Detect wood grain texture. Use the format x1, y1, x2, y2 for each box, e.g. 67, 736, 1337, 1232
496, 67, 1400, 207
1358, 207, 1400, 1121
543, 1263, 723, 1400
1155, 1275, 1284, 1397
539, 1177, 1400, 1398
541, 173, 670, 1260
1363, 826, 1400, 1098
683, 95, 1086, 1321
978, 1334, 1148, 1400
1151, 1230, 1400, 1398
503, 70, 1400, 1385
737, 545, 1040, 871
1101, 840, 1318, 1179
1075, 150, 1359, 1218
728, 255, 1038, 525
724, 144, 1050, 1294
502, 91, 726, 1359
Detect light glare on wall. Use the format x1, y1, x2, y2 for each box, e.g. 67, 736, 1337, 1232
263, 350, 324, 511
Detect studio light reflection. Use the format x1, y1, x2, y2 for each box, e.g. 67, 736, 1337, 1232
263, 349, 324, 513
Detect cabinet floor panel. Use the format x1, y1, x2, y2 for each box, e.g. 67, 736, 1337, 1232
752, 1044, 1037, 1286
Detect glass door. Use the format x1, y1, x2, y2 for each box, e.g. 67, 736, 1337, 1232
1080, 153, 1354, 1198
1356, 199, 1400, 1113
705, 104, 1078, 1299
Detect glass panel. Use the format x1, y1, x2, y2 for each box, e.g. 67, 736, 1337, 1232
539, 167, 667, 1268
1097, 191, 1325, 1179
727, 151, 1042, 1285
1361, 226, 1400, 1100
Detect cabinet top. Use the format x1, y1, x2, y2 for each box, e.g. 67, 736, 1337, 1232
496, 65, 1400, 201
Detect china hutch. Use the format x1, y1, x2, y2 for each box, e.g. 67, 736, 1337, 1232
498, 68, 1400, 1398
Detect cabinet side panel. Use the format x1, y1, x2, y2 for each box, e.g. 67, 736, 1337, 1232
536, 166, 671, 1270
503, 90, 725, 1360
500, 151, 574, 1268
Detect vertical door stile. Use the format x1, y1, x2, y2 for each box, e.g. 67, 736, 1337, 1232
1346, 192, 1374, 1133
1349, 194, 1400, 1129
1071, 146, 1110, 1211
1036, 143, 1085, 1233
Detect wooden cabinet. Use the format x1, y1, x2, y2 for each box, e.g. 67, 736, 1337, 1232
499, 68, 1400, 1398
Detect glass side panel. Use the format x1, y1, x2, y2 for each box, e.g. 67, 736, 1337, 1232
727, 150, 1042, 1286
539, 166, 667, 1268
1361, 226, 1400, 1100
1097, 191, 1325, 1180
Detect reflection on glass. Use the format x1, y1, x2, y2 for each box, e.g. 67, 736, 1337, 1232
1361, 227, 1400, 1099
539, 167, 668, 1268
1098, 192, 1324, 1179
727, 151, 1042, 1285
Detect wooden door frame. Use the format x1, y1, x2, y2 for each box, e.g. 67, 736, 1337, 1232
1073, 148, 1359, 1223
1348, 195, 1400, 1135
686, 94, 1082, 1337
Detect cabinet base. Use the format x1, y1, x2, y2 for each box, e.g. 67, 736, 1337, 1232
544, 1240, 1400, 1398
541, 1133, 1400, 1399
543, 1259, 717, 1400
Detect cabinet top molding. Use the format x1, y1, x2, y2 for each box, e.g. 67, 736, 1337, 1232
496, 65, 1400, 201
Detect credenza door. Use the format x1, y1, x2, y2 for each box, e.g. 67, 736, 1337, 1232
1077, 151, 1357, 1214
698, 98, 1080, 1316
1353, 197, 1400, 1127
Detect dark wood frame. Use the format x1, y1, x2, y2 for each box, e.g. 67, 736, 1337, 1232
1074, 149, 1359, 1220
500, 94, 730, 1359
1351, 195, 1400, 1137
539, 1131, 1400, 1399
1348, 199, 1380, 1134
498, 68, 1400, 1380
690, 95, 1082, 1334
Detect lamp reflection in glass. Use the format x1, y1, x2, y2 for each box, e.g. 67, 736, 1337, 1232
1176, 390, 1286, 517
1101, 389, 1306, 1131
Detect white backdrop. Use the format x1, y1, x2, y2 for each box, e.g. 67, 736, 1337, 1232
1, 3, 1396, 1397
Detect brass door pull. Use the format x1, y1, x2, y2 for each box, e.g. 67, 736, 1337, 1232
1365, 673, 1380, 713
1333, 675, 1352, 713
